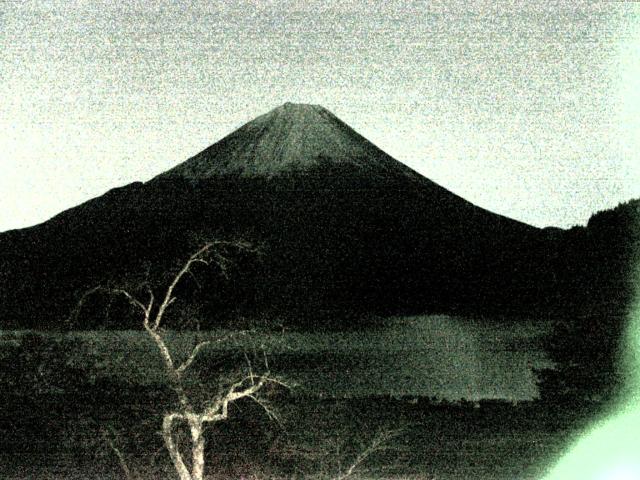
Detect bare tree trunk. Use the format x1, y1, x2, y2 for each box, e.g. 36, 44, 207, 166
189, 418, 206, 480
163, 414, 192, 480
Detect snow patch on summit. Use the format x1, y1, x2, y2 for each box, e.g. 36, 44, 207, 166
160, 103, 421, 180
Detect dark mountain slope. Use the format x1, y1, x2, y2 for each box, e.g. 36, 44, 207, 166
0, 104, 594, 329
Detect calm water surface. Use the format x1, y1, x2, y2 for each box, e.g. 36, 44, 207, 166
2, 315, 553, 401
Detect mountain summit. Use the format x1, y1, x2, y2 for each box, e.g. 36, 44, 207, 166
161, 103, 419, 180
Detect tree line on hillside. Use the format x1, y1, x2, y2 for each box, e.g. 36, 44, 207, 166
537, 199, 640, 405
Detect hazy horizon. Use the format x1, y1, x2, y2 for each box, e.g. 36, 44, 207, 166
2, 1, 639, 231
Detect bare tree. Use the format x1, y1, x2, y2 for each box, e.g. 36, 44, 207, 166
333, 429, 400, 480
102, 425, 137, 480
273, 426, 403, 480
74, 241, 287, 480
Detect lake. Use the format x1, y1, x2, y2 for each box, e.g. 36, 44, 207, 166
1, 315, 553, 401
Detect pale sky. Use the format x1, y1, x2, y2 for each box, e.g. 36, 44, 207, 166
1, 0, 639, 231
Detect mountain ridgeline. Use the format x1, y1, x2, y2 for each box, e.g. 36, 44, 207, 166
0, 104, 637, 331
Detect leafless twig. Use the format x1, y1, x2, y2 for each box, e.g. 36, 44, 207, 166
334, 429, 402, 480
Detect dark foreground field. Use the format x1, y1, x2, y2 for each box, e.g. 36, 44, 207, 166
0, 386, 598, 480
